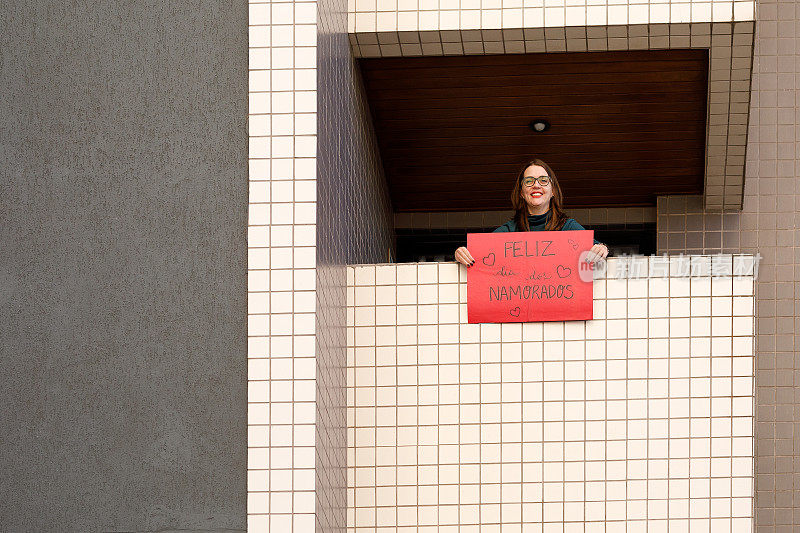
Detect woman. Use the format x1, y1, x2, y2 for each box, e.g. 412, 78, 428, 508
454, 158, 609, 266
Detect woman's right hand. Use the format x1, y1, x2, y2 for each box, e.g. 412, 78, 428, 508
454, 246, 475, 267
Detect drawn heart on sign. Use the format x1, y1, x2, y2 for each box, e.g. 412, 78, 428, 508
482, 253, 495, 266
556, 265, 572, 278
568, 239, 578, 250
509, 307, 521, 317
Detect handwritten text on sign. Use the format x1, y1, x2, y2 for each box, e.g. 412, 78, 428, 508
467, 230, 594, 323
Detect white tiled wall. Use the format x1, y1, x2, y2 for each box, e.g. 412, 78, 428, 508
247, 0, 759, 529
248, 0, 395, 526
316, 0, 395, 527
248, 0, 319, 529
348, 0, 755, 34
656, 2, 800, 524
346, 256, 756, 531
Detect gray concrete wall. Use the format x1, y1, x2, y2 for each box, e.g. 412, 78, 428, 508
0, 2, 248, 532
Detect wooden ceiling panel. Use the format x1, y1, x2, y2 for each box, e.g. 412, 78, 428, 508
358, 49, 708, 212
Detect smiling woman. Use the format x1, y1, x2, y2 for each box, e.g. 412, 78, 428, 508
454, 158, 610, 267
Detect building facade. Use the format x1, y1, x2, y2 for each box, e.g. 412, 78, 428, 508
246, 0, 800, 529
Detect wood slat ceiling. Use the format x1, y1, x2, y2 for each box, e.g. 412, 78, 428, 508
358, 49, 709, 212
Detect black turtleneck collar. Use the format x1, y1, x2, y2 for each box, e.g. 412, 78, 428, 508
528, 211, 550, 222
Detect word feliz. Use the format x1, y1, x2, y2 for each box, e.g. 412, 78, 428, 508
504, 239, 555, 257
482, 239, 579, 268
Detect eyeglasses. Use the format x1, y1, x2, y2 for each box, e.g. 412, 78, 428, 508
522, 176, 550, 187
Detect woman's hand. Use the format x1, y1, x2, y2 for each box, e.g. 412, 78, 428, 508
454, 246, 475, 267
585, 243, 609, 264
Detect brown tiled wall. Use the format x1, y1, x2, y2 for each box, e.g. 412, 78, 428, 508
316, 4, 395, 529
657, 1, 800, 527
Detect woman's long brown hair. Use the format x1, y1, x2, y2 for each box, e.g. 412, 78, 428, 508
511, 158, 569, 232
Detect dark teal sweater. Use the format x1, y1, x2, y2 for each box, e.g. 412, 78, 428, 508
494, 211, 601, 245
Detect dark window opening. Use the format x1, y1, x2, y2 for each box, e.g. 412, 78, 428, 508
395, 223, 656, 263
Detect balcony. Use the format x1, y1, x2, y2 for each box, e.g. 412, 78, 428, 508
346, 254, 756, 531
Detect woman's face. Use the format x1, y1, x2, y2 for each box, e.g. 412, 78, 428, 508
519, 164, 553, 212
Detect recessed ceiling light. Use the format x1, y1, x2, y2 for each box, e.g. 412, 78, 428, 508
529, 119, 551, 132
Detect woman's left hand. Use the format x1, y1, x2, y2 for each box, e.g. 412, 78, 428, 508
585, 243, 609, 264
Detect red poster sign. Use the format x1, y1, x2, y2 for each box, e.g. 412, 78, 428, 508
467, 230, 595, 323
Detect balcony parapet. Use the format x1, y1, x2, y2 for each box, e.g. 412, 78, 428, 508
345, 254, 756, 531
